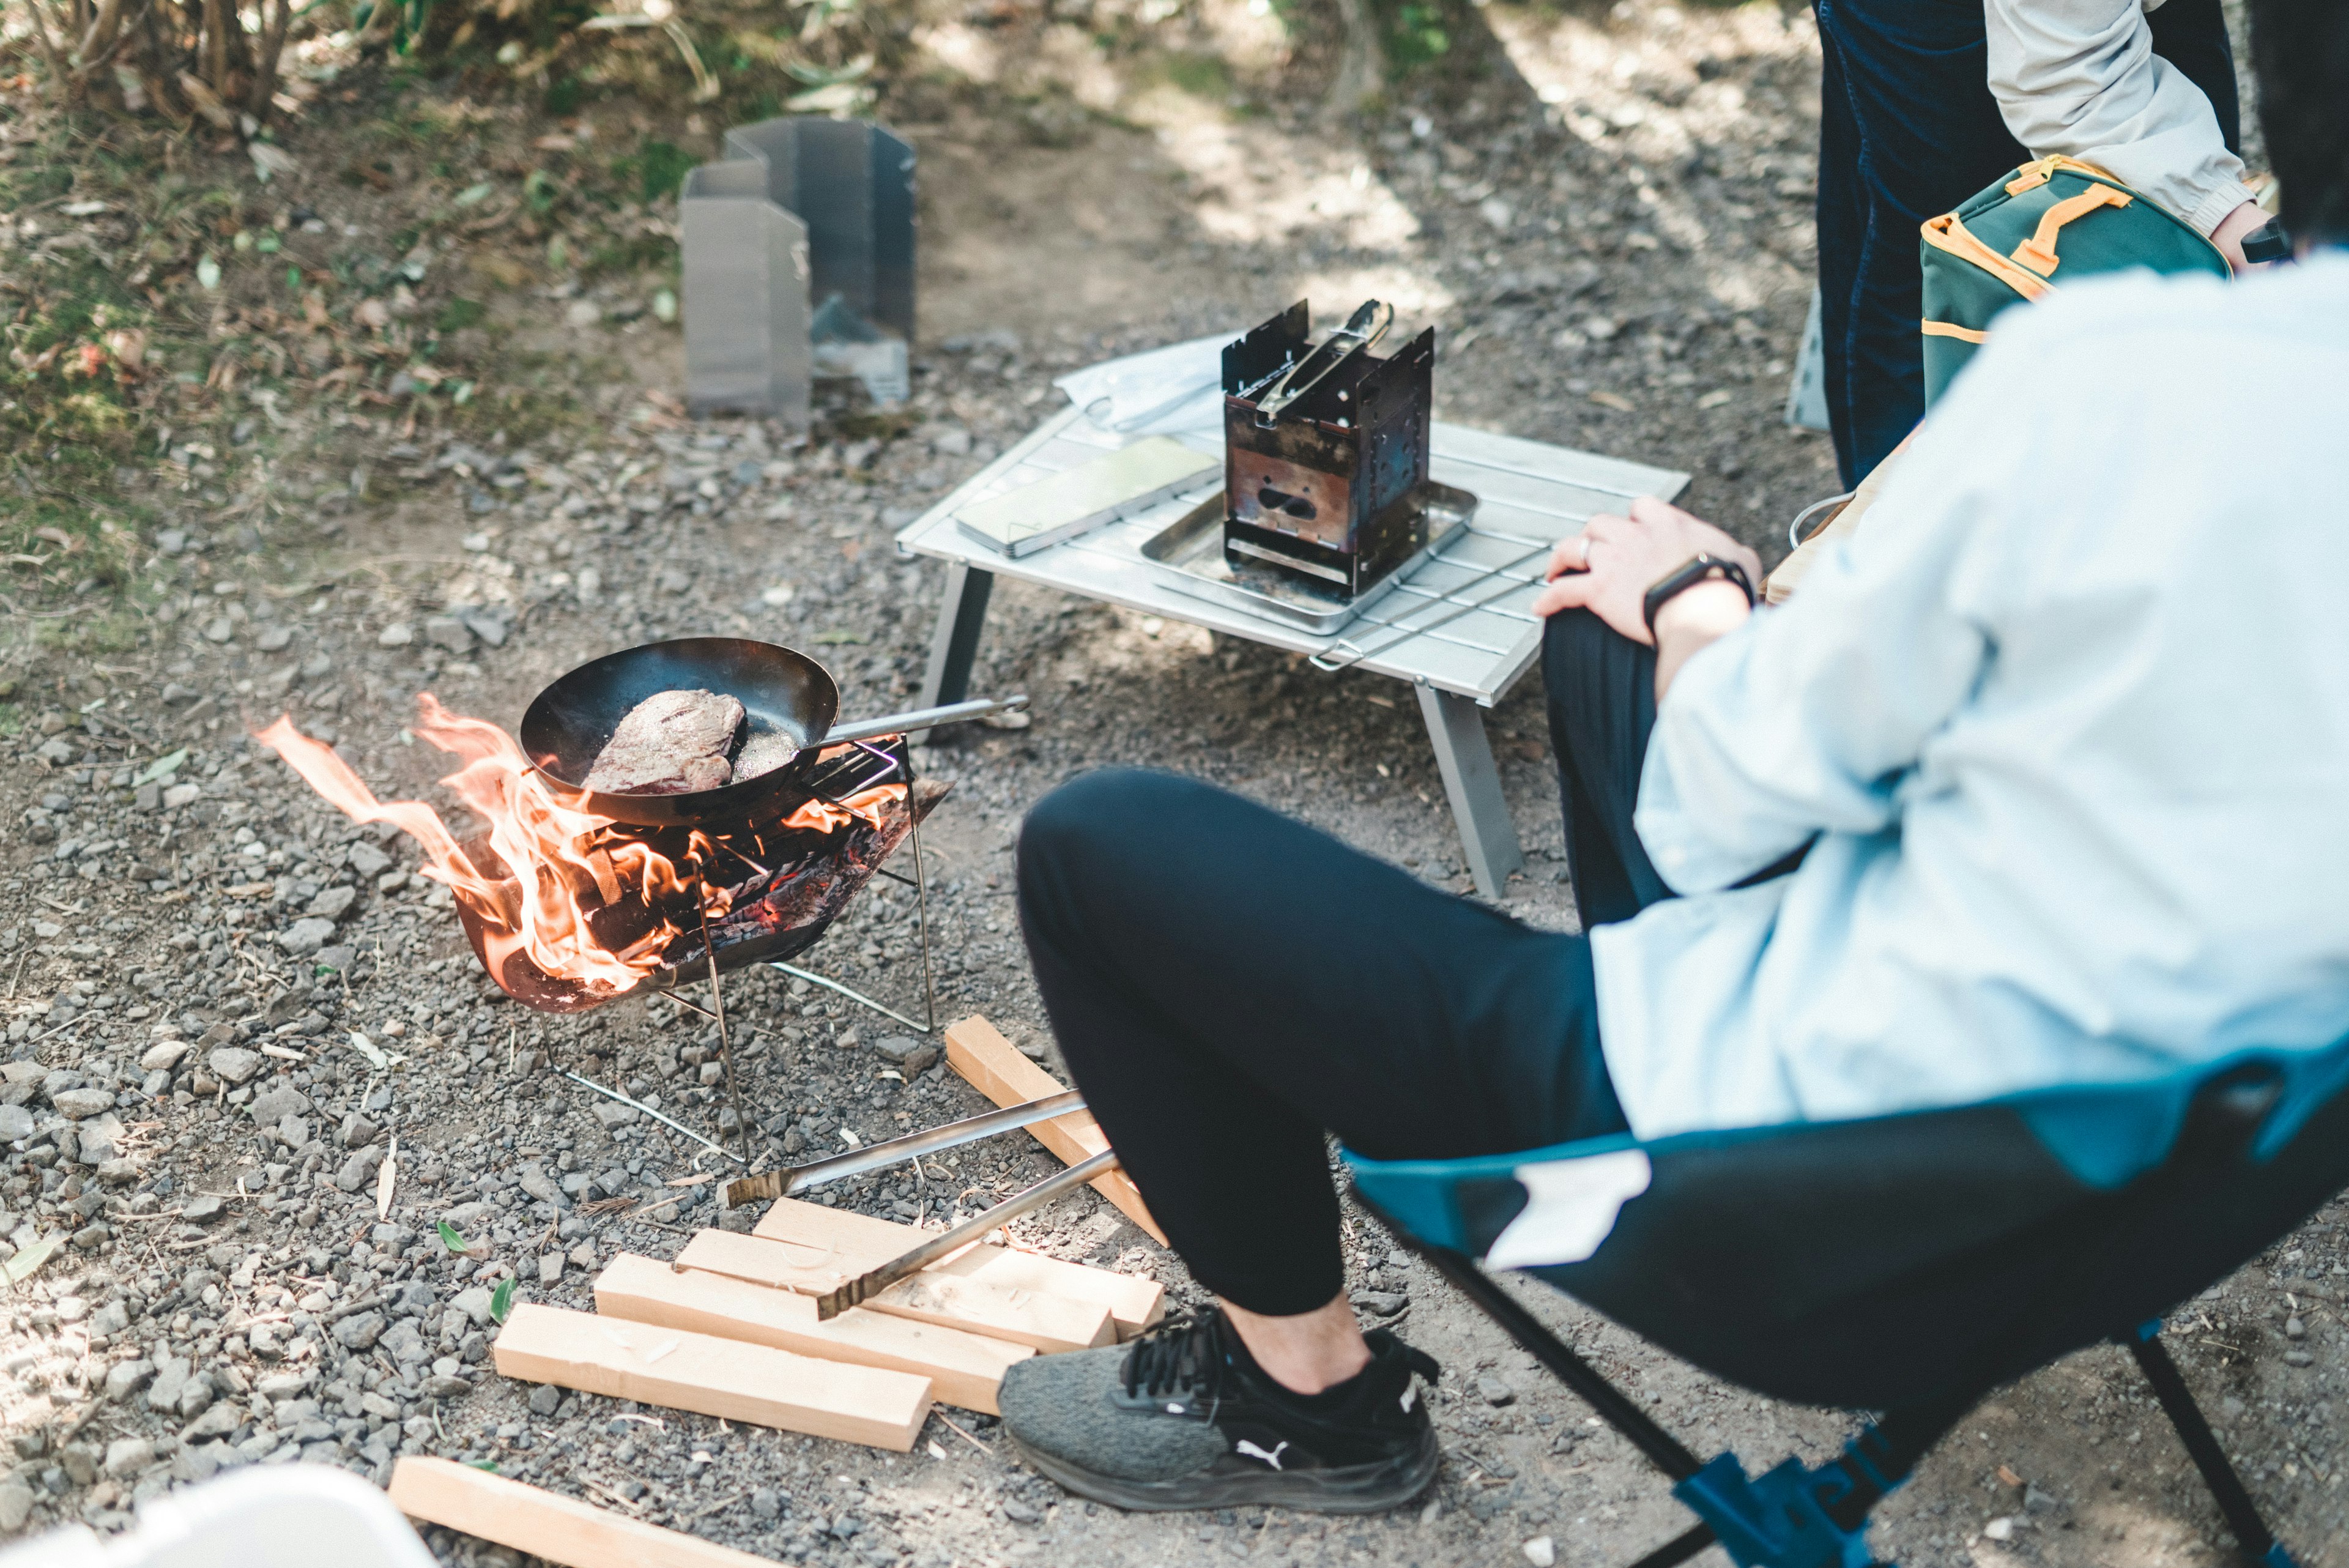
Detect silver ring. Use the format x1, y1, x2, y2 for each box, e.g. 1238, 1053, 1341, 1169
1575, 535, 1592, 569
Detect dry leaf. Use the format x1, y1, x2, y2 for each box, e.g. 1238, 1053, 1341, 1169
376, 1133, 398, 1220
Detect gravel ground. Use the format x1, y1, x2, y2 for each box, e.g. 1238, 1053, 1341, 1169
4, 4, 2344, 1567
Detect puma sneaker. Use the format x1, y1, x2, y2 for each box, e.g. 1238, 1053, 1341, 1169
997, 1307, 1441, 1512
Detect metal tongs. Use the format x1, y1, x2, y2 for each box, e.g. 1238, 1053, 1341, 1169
1249, 299, 1395, 427
721, 1090, 1086, 1208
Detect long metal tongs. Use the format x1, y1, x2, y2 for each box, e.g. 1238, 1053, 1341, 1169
1249, 299, 1394, 426
815, 1150, 1119, 1320
721, 1090, 1087, 1208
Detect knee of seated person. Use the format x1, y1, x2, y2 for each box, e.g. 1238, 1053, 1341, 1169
1016, 768, 1199, 902
1542, 606, 1620, 672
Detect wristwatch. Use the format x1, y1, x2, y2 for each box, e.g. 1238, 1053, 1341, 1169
1642, 554, 1756, 636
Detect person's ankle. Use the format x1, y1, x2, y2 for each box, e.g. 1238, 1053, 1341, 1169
1219, 1296, 1373, 1396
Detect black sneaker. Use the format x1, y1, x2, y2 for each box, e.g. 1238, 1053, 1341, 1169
997, 1307, 1441, 1513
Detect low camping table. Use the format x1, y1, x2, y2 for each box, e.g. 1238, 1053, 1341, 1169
895, 404, 1687, 899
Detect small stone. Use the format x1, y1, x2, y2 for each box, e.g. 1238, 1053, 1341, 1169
346, 841, 393, 879
139, 1041, 191, 1073
105, 1359, 155, 1402
452, 1286, 495, 1328
89, 1301, 128, 1336
208, 1047, 262, 1086
871, 1036, 940, 1075
591, 1102, 638, 1129
1349, 1290, 1407, 1317
527, 1383, 562, 1417
0, 1482, 31, 1532
1475, 1375, 1516, 1406
50, 1087, 114, 1120
1001, 1500, 1042, 1525
278, 917, 337, 956
336, 1146, 385, 1192
751, 1487, 782, 1520
2285, 1349, 2315, 1367
341, 1114, 380, 1149
305, 885, 358, 921
377, 623, 415, 647
103, 1437, 154, 1477
1983, 1517, 2017, 1542
203, 616, 235, 644
163, 781, 203, 810
255, 625, 294, 653
333, 1310, 386, 1351
538, 1253, 564, 1285
182, 1194, 225, 1223
1523, 1539, 1556, 1568
0, 1105, 34, 1143
248, 1087, 313, 1125
2286, 1315, 2307, 1340
146, 1359, 191, 1412
423, 616, 473, 652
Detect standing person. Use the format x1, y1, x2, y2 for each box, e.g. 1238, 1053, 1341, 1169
1816, 0, 2264, 488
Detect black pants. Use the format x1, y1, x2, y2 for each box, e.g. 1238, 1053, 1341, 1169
1016, 612, 1661, 1314
1814, 0, 2240, 486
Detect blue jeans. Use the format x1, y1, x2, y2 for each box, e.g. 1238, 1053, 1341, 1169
1813, 0, 2240, 488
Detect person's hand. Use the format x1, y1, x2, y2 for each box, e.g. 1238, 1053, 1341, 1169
1531, 496, 1763, 646
2211, 199, 2276, 273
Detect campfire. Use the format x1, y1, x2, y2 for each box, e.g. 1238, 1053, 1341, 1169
258, 695, 942, 1014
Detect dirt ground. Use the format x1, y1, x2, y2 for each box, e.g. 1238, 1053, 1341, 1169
4, 1, 2344, 1566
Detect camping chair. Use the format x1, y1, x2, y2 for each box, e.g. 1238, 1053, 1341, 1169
1345, 1039, 2349, 1568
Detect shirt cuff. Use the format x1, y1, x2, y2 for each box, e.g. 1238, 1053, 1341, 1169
2184, 177, 2261, 239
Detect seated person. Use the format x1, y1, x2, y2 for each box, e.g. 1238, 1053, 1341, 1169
992, 0, 2349, 1514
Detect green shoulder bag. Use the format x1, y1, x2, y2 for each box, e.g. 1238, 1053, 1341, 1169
1919, 154, 2231, 404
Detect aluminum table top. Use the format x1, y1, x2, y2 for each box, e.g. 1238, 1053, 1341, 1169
894, 404, 1688, 707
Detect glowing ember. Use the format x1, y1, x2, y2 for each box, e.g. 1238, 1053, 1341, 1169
256, 696, 691, 1001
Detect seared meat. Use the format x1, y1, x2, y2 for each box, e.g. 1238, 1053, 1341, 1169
582, 689, 746, 795
733, 723, 801, 781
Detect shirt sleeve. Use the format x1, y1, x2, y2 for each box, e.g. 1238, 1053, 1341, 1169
1984, 0, 2255, 236
1631, 436, 2007, 896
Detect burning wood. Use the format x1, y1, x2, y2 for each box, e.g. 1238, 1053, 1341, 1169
254, 696, 928, 1014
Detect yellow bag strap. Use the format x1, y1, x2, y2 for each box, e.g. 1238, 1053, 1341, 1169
1922, 213, 2054, 302
2002, 154, 2123, 198
1921, 321, 1989, 344
2011, 185, 2133, 277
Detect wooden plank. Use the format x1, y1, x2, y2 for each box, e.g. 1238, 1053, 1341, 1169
390, 1458, 775, 1568
941, 1014, 1167, 1244
594, 1252, 1030, 1415
749, 1195, 1165, 1339
491, 1303, 930, 1452
675, 1228, 1116, 1354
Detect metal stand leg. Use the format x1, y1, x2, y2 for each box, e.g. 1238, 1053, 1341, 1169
1416, 683, 1526, 899
2125, 1327, 2300, 1567
921, 562, 995, 708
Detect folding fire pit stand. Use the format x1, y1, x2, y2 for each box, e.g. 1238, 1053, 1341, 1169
682, 117, 916, 422
897, 405, 1686, 898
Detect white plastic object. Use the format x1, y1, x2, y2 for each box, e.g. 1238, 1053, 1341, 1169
0, 1465, 437, 1568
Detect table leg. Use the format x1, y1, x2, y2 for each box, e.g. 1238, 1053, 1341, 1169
920, 562, 995, 708
1416, 684, 1526, 900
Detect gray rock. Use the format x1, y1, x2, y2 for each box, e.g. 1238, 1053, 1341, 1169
0, 1105, 33, 1143
517, 1165, 560, 1204
181, 1403, 239, 1440
332, 1312, 386, 1351
103, 1436, 155, 1477
305, 885, 358, 921
1002, 1500, 1042, 1525
89, 1301, 128, 1336
177, 1375, 213, 1419
346, 841, 393, 879
871, 1036, 940, 1075
1475, 1375, 1516, 1406
423, 615, 473, 652
182, 1194, 225, 1223
538, 1254, 564, 1285
528, 1383, 562, 1417
336, 1146, 385, 1192
104, 1359, 154, 1402
278, 917, 338, 956
452, 1287, 495, 1328
146, 1358, 191, 1413
751, 1487, 782, 1520
248, 1087, 313, 1125
1349, 1290, 1408, 1317
139, 1041, 191, 1073
255, 624, 294, 653
95, 1157, 140, 1186
591, 1102, 638, 1129
0, 1482, 31, 1533
341, 1113, 380, 1149
208, 1047, 262, 1086
380, 1320, 428, 1365
50, 1087, 114, 1120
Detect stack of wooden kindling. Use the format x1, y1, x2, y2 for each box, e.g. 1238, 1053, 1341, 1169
487, 1016, 1165, 1454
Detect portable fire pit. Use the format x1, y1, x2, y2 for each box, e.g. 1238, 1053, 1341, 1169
450, 734, 946, 1014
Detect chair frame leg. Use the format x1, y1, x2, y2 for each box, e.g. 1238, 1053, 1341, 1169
1396, 1229, 1970, 1568
2123, 1325, 2300, 1568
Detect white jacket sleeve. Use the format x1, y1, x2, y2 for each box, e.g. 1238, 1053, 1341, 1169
1984, 0, 2255, 236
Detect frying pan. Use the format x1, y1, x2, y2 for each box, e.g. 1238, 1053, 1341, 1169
519, 637, 1026, 827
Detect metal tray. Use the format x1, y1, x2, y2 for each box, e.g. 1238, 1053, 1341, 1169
1138, 481, 1478, 634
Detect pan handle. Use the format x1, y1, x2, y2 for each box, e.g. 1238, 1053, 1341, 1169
825, 694, 1029, 745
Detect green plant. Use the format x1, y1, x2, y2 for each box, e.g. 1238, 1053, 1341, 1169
1386, 0, 1450, 72
622, 138, 696, 204
436, 298, 488, 333
490, 1275, 516, 1322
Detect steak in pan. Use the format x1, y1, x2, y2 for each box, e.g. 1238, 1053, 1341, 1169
581, 688, 746, 795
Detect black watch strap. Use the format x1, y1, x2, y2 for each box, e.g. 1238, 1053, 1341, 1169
1642, 554, 1756, 636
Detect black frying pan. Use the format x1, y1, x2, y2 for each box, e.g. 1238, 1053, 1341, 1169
519, 637, 1025, 827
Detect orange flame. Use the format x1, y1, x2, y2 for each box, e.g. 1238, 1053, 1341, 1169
254, 696, 685, 998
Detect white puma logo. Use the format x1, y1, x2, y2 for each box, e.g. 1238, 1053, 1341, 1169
1234, 1440, 1290, 1470
1401, 1386, 1417, 1413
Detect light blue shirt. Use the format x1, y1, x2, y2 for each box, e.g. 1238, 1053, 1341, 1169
1591, 253, 2349, 1141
